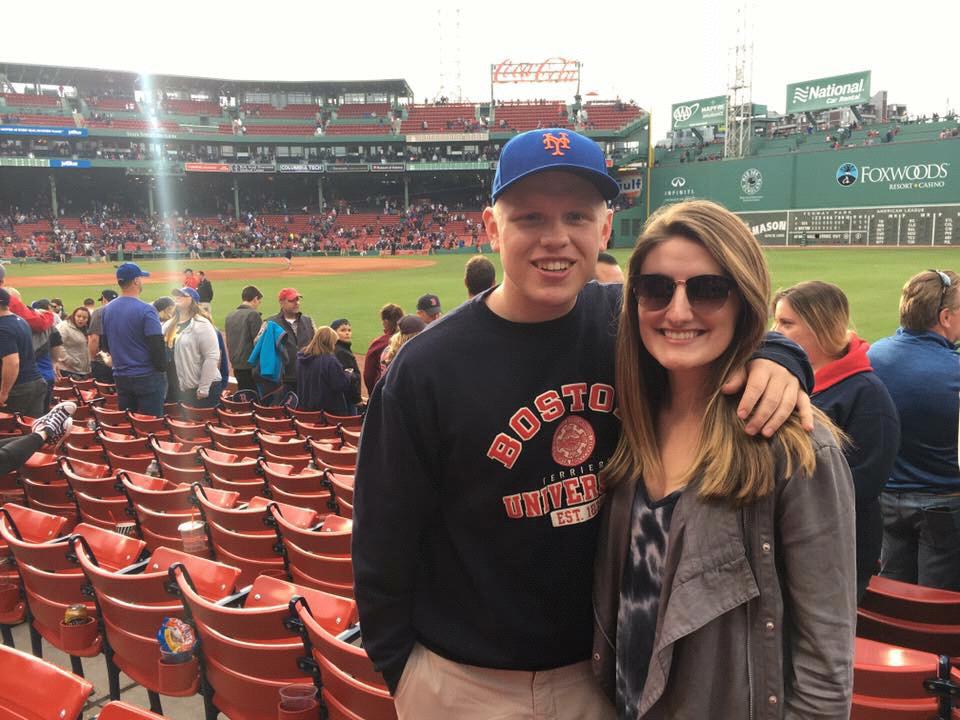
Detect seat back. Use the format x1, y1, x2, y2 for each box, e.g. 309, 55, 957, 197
73, 540, 239, 695
120, 471, 193, 513
172, 569, 347, 720
0, 644, 94, 720
292, 595, 380, 688
98, 701, 168, 720
861, 576, 960, 626
317, 654, 396, 720
282, 539, 353, 598
270, 504, 351, 555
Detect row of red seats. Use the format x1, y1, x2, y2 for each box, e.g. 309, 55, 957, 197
0, 501, 390, 719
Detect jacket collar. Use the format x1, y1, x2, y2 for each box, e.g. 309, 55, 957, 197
813, 333, 872, 393
895, 327, 957, 349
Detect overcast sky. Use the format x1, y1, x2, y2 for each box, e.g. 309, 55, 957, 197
2, 0, 954, 139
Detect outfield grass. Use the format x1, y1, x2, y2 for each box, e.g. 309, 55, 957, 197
4, 248, 958, 350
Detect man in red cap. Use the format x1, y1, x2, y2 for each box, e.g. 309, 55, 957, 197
259, 288, 315, 396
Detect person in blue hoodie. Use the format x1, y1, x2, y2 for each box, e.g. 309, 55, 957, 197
296, 326, 353, 415
867, 269, 960, 591
773, 281, 900, 600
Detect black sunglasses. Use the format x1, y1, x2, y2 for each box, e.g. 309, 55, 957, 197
631, 274, 735, 313
929, 269, 952, 311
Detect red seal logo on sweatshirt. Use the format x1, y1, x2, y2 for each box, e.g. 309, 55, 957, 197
551, 415, 596, 466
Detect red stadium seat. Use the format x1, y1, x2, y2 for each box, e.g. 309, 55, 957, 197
59, 456, 119, 496
158, 461, 207, 485
270, 505, 350, 555
294, 420, 343, 442
290, 593, 385, 688
858, 577, 960, 659
128, 412, 171, 438
166, 418, 212, 443
215, 409, 256, 429
340, 427, 361, 446
327, 472, 355, 507
286, 407, 326, 424
257, 432, 308, 458
170, 568, 355, 720
0, 644, 94, 720
64, 440, 109, 464
20, 452, 62, 484
73, 490, 134, 532
206, 425, 260, 457
322, 412, 363, 430
852, 637, 960, 719
199, 448, 261, 483
98, 700, 169, 720
150, 438, 201, 469
119, 471, 194, 513
259, 460, 334, 515
219, 395, 253, 413
1, 509, 145, 666
317, 654, 396, 720
309, 440, 357, 472
92, 406, 132, 428
99, 430, 152, 457
282, 539, 353, 598
72, 540, 240, 710
182, 405, 218, 423
251, 402, 287, 418
253, 414, 296, 436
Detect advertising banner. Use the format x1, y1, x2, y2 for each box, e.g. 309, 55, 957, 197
785, 71, 871, 114
491, 58, 580, 84
230, 163, 275, 173
371, 163, 406, 172
49, 159, 91, 169
617, 173, 644, 197
325, 164, 370, 173
278, 163, 325, 173
671, 96, 727, 130
184, 162, 230, 173
0, 125, 88, 138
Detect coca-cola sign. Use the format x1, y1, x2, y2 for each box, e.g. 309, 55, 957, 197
491, 58, 580, 84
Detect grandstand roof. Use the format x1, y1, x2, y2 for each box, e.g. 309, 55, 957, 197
0, 62, 414, 99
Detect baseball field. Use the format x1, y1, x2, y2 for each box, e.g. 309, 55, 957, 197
5, 247, 959, 350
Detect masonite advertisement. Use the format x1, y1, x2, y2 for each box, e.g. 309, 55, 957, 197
785, 70, 871, 114
370, 163, 405, 173
617, 173, 644, 198
670, 95, 727, 130
230, 163, 275, 173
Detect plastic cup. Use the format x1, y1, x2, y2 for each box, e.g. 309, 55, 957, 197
178, 520, 208, 554
279, 684, 317, 711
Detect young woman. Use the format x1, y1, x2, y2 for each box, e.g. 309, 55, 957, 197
56, 306, 92, 379
296, 326, 354, 415
379, 314, 426, 375
773, 281, 900, 601
163, 287, 222, 408
593, 200, 856, 719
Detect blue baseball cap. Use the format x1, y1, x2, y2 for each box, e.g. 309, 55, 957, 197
116, 262, 150, 282
492, 128, 620, 203
172, 287, 201, 304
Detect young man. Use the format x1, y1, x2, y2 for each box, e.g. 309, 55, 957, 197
101, 263, 167, 417
330, 319, 361, 411
362, 303, 403, 394
224, 285, 263, 393
415, 293, 442, 324
196, 270, 214, 311
464, 255, 496, 298
353, 128, 813, 719
87, 289, 118, 384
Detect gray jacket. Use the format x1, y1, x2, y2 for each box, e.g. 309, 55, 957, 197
163, 316, 221, 394
592, 423, 856, 720
224, 304, 261, 371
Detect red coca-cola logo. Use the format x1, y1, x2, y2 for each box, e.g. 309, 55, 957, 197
551, 415, 595, 467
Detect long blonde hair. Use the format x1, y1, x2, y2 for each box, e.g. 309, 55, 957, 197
605, 200, 829, 505
164, 298, 212, 347
302, 326, 338, 357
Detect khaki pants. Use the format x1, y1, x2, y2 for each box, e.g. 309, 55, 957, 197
395, 644, 615, 720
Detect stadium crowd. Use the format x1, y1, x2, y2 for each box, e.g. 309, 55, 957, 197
0, 126, 958, 719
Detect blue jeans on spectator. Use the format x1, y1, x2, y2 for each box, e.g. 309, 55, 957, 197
180, 381, 222, 409
880, 490, 960, 591
115, 371, 168, 418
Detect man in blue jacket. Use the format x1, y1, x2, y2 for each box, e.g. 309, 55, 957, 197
868, 269, 960, 590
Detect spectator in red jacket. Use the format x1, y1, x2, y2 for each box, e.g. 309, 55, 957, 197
363, 303, 403, 394
0, 265, 55, 334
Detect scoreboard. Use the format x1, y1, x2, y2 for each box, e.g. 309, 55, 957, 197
741, 205, 960, 246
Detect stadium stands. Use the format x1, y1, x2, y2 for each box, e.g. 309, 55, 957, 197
582, 101, 643, 129
1, 93, 61, 108
492, 102, 569, 132
400, 103, 480, 134
335, 102, 390, 119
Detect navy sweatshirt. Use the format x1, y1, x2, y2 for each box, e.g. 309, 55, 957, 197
868, 329, 960, 493
352, 282, 812, 693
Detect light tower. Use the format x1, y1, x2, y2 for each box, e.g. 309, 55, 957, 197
724, 0, 754, 159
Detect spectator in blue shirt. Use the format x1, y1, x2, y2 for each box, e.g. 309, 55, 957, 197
0, 288, 46, 418
101, 263, 167, 417
868, 269, 960, 591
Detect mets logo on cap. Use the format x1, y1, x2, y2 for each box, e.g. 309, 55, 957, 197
542, 131, 571, 156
